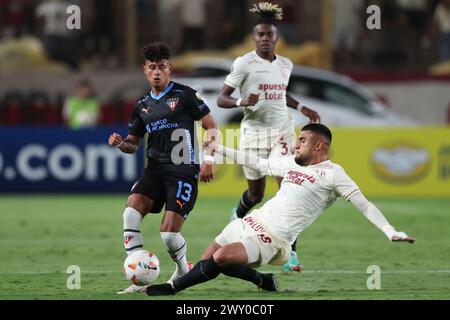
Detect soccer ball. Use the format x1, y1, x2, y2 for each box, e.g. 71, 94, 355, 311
123, 250, 160, 285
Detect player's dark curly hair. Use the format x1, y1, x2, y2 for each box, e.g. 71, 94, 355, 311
142, 42, 171, 62
302, 123, 332, 144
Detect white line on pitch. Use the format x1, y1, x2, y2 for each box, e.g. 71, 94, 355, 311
0, 271, 119, 274
1, 270, 450, 275
273, 270, 450, 274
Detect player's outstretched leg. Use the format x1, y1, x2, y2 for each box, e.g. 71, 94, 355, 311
259, 273, 278, 291
145, 283, 177, 296
283, 240, 303, 273
146, 256, 221, 296
146, 258, 278, 296
221, 265, 278, 291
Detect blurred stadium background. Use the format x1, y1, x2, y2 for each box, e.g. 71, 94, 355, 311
0, 0, 450, 300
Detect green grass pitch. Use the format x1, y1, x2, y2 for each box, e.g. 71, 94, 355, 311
0, 195, 449, 300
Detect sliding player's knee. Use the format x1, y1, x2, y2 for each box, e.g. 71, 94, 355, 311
201, 242, 221, 260
212, 248, 233, 267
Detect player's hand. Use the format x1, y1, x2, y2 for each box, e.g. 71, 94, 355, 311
200, 162, 214, 183
391, 231, 415, 244
108, 132, 123, 147
241, 93, 259, 107
300, 106, 321, 123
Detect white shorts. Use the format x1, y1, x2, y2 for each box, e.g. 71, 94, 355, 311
239, 130, 296, 180
214, 211, 291, 268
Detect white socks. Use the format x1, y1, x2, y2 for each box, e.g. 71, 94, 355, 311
123, 207, 143, 255
160, 232, 190, 281
123, 209, 190, 282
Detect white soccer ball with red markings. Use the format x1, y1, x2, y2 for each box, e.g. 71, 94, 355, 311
123, 250, 160, 285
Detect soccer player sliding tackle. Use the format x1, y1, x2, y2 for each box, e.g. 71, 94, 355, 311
144, 123, 415, 296
217, 2, 321, 273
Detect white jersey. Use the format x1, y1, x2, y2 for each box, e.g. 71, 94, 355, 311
225, 51, 295, 136
253, 156, 360, 244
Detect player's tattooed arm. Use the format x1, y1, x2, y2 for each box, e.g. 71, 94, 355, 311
108, 133, 141, 154
286, 94, 321, 123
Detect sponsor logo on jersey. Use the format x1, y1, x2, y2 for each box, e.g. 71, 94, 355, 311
142, 106, 151, 114
371, 142, 430, 183
145, 118, 179, 133
166, 98, 179, 111
258, 83, 287, 91
258, 83, 287, 101
285, 170, 316, 185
